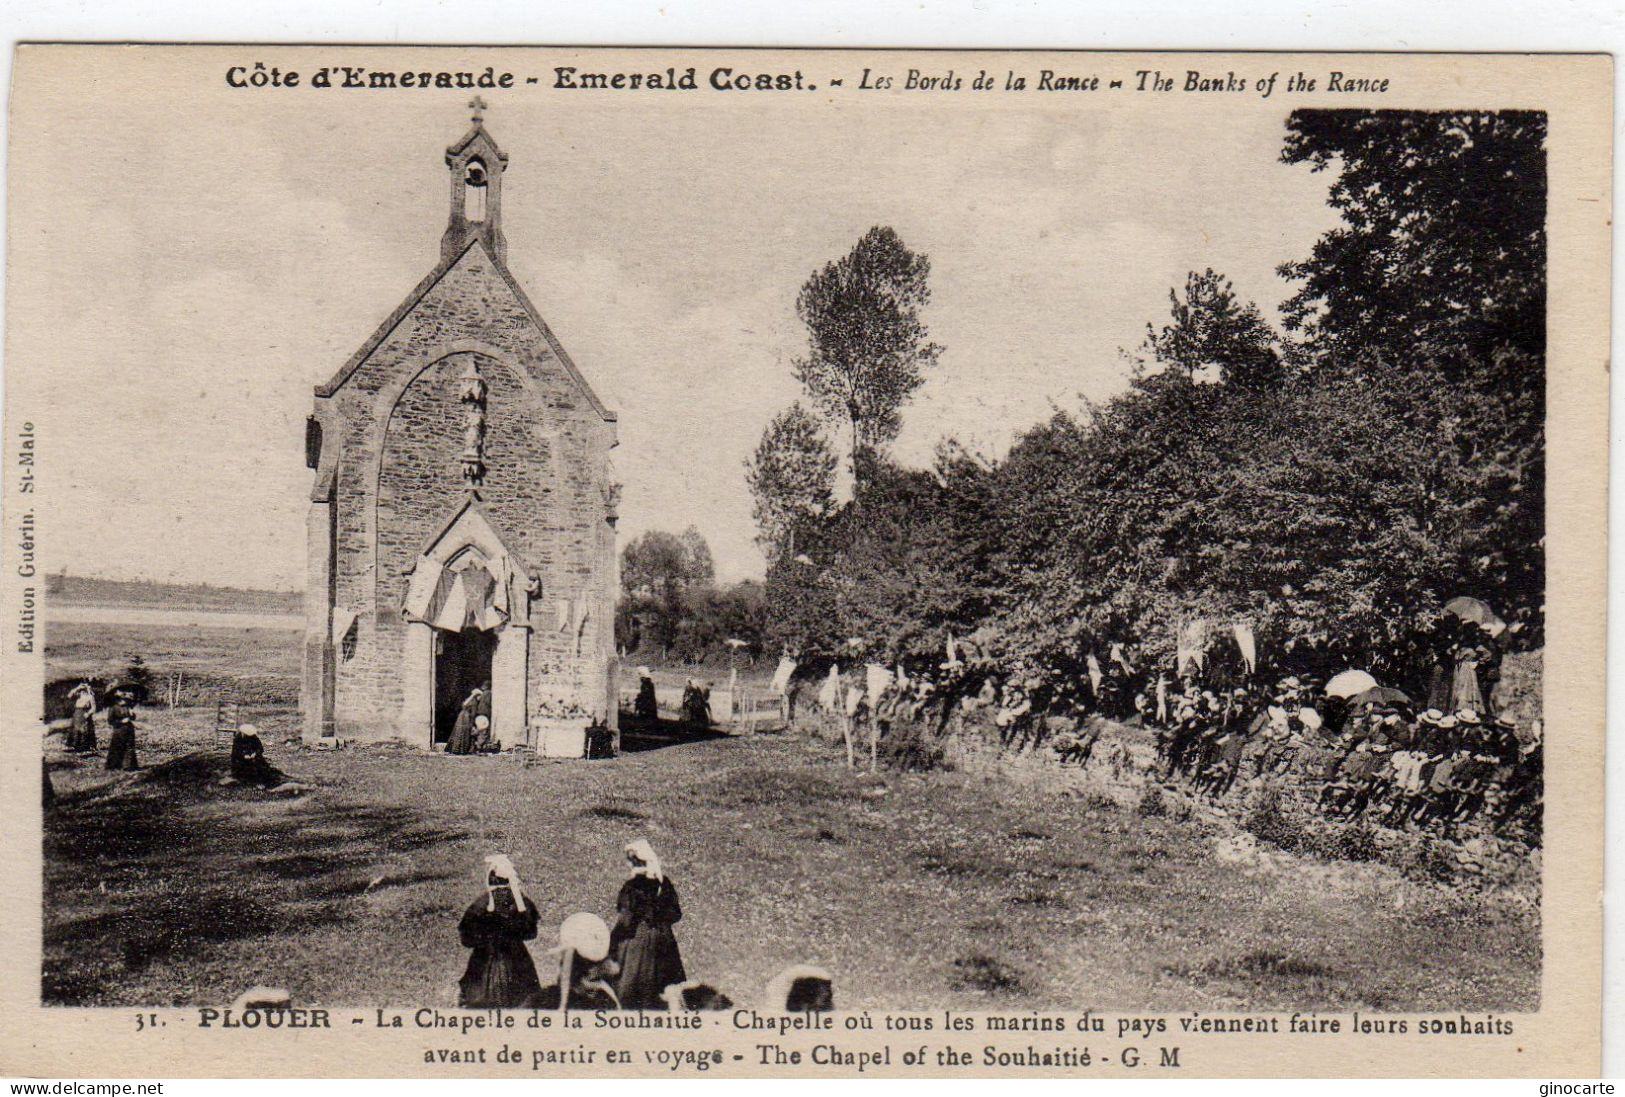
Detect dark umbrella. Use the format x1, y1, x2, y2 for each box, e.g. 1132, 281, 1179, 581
1443, 596, 1507, 634
1351, 685, 1412, 709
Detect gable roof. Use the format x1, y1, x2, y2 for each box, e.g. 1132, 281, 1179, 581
447, 122, 508, 165
314, 236, 615, 422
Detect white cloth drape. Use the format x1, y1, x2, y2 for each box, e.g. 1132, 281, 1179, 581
1233, 622, 1257, 673
770, 656, 797, 695
331, 607, 358, 645
1177, 619, 1209, 674
403, 554, 509, 631
817, 666, 840, 711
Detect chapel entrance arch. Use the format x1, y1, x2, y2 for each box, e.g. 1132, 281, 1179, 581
400, 497, 535, 750
434, 626, 498, 746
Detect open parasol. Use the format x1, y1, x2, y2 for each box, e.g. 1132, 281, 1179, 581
1351, 685, 1412, 709
1443, 596, 1507, 636
1324, 669, 1378, 699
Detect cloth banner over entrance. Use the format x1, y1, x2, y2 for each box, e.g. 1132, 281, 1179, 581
403, 554, 510, 631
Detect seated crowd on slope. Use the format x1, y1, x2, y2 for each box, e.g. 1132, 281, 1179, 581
790, 610, 1542, 836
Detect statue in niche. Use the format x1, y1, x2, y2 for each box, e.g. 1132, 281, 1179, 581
459, 359, 488, 485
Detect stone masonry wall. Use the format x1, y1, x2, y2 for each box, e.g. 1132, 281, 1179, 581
319, 241, 615, 741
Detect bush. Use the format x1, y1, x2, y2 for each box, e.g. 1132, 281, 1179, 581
1136, 785, 1168, 818
1242, 787, 1310, 854
1402, 837, 1460, 885
878, 719, 950, 773
1319, 820, 1381, 863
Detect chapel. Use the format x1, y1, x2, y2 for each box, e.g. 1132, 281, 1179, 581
301, 101, 619, 754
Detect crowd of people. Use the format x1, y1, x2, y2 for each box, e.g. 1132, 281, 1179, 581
1149, 675, 1542, 833
783, 606, 1541, 838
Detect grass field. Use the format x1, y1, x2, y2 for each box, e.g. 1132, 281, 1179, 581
44, 621, 302, 709
43, 703, 1538, 1012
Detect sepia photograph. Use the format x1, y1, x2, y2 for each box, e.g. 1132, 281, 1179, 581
0, 45, 1608, 1078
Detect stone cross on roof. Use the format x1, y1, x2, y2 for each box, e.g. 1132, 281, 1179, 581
469, 96, 487, 124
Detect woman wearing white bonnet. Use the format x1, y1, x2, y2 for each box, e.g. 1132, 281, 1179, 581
229, 723, 285, 788
538, 913, 621, 1011
610, 839, 687, 1009
456, 852, 543, 1008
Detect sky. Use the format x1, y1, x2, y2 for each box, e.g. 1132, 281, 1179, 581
8, 48, 1341, 590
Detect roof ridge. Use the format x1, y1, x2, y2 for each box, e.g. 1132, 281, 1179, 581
313, 239, 615, 424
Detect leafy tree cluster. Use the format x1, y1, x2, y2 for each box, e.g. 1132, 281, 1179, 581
752, 110, 1546, 686
615, 527, 768, 665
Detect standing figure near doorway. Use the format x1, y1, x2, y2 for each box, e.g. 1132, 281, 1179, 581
447, 686, 484, 755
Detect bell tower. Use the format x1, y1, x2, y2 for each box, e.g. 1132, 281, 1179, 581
441, 96, 509, 263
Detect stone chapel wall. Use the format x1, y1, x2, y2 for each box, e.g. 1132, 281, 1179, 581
321, 245, 615, 741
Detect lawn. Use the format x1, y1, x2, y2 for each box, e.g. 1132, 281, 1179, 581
43, 706, 1537, 1012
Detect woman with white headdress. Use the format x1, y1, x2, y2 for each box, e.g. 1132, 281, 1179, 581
536, 913, 621, 1010
457, 853, 543, 1008
610, 839, 686, 1009
67, 682, 98, 754
230, 724, 286, 788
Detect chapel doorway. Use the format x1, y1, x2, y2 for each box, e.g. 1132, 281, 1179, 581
434, 627, 497, 746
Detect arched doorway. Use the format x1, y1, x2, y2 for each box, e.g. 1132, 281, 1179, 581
434, 626, 498, 746
399, 496, 535, 750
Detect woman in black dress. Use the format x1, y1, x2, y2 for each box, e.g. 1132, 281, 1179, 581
446, 690, 481, 755
457, 853, 544, 1008
634, 668, 658, 722
104, 685, 139, 771
610, 839, 686, 1009
230, 724, 285, 788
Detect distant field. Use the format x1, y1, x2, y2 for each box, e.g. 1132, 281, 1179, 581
47, 574, 302, 615
44, 620, 302, 707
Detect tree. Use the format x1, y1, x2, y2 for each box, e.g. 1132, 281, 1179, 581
677, 526, 715, 588
619, 529, 716, 658
1138, 269, 1283, 390
1278, 109, 1546, 629
1278, 109, 1546, 391
754, 109, 1547, 694
620, 530, 698, 603
744, 402, 838, 559
793, 226, 942, 475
